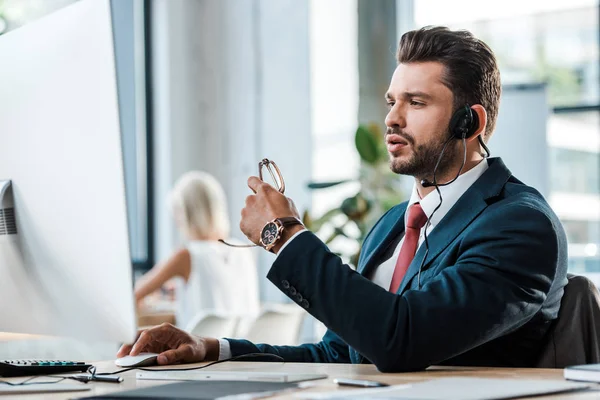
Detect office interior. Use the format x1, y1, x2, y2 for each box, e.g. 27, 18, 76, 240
0, 0, 598, 365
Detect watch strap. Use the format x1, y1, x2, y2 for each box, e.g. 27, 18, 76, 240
276, 217, 303, 227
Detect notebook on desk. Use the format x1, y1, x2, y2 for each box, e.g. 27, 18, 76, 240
565, 364, 600, 382
296, 377, 590, 400
136, 369, 327, 383
79, 380, 298, 400
0, 383, 90, 395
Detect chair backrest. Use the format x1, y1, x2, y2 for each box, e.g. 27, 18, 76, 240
241, 303, 306, 345
183, 310, 239, 338
536, 274, 600, 368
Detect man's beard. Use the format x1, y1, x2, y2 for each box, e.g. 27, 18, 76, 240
388, 129, 460, 179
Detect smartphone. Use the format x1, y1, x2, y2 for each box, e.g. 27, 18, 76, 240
333, 378, 389, 388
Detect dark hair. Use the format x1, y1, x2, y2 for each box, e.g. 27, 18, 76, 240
397, 26, 501, 141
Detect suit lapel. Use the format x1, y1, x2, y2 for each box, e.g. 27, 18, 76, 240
396, 191, 487, 294
397, 157, 513, 294
357, 203, 407, 277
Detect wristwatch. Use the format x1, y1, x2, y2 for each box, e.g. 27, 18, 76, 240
259, 217, 303, 251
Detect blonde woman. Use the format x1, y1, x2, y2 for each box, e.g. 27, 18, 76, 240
134, 171, 260, 330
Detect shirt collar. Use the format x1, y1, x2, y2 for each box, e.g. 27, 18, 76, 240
405, 158, 489, 229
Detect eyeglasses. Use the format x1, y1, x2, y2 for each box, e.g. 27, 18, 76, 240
258, 158, 285, 194
219, 158, 285, 248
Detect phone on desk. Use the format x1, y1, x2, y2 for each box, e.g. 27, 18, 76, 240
333, 378, 389, 388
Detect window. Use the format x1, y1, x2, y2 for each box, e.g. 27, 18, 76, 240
414, 0, 600, 276
309, 0, 361, 258
549, 147, 600, 195
111, 0, 154, 270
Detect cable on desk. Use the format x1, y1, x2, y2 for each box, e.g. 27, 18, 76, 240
0, 375, 83, 386
0, 365, 101, 386
0, 353, 284, 385
96, 352, 285, 376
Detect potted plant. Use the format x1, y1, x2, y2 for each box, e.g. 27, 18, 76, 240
303, 123, 405, 267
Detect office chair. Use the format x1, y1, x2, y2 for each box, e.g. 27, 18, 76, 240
537, 274, 600, 368
241, 304, 306, 346
184, 311, 239, 338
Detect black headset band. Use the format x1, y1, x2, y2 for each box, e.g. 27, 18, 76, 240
450, 105, 479, 139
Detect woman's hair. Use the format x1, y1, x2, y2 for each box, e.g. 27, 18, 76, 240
169, 171, 230, 240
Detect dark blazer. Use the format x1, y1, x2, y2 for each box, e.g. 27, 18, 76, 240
228, 157, 568, 372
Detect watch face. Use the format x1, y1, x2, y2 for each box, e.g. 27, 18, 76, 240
261, 222, 279, 246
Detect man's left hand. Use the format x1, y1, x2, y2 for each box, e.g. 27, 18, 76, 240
240, 176, 301, 250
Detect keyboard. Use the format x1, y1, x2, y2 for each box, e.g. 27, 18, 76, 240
0, 360, 92, 377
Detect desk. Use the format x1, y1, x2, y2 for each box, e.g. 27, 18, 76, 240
2, 361, 598, 399
136, 295, 177, 327
0, 333, 42, 341
136, 310, 176, 328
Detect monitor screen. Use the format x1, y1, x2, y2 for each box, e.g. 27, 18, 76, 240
0, 0, 136, 343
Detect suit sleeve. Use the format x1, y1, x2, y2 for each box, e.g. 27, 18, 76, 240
222, 208, 404, 363
265, 202, 561, 372
226, 328, 351, 363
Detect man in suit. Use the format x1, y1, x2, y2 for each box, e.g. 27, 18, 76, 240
118, 26, 568, 372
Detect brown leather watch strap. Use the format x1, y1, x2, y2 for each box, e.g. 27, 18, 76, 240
276, 217, 303, 227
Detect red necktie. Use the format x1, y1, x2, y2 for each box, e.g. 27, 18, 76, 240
389, 203, 428, 293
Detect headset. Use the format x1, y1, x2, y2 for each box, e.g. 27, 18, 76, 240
420, 105, 489, 188
416, 105, 490, 288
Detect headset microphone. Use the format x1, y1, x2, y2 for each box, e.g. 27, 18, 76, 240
420, 179, 435, 187
415, 105, 485, 290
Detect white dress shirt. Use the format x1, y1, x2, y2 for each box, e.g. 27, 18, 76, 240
219, 159, 489, 360
370, 159, 488, 288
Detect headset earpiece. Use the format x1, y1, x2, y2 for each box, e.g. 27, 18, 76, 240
449, 105, 479, 139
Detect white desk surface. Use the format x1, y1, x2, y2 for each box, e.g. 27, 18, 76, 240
1, 360, 598, 399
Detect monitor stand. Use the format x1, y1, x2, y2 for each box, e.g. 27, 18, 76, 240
0, 180, 16, 236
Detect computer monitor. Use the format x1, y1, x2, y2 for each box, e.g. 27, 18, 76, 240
0, 0, 136, 343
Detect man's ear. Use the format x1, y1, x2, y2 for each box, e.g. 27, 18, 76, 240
469, 104, 487, 142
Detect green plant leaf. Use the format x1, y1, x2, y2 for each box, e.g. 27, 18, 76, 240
355, 125, 378, 164
324, 230, 340, 245
333, 226, 349, 238
350, 251, 360, 268
380, 192, 404, 212
341, 193, 371, 221
311, 207, 342, 232
324, 225, 349, 244
304, 122, 406, 263
340, 196, 358, 218
366, 122, 389, 162
302, 210, 313, 230
307, 179, 353, 189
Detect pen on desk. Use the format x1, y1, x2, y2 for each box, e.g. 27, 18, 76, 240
74, 374, 123, 383
333, 378, 389, 388
91, 375, 123, 383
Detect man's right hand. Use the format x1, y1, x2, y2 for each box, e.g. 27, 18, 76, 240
116, 323, 220, 365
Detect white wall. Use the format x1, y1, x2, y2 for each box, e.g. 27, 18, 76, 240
490, 84, 549, 197
150, 0, 312, 303
309, 0, 360, 218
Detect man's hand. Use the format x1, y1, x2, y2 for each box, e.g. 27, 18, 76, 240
240, 176, 301, 251
116, 323, 220, 365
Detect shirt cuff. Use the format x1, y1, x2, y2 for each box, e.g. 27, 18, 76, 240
275, 229, 308, 259
218, 338, 232, 360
